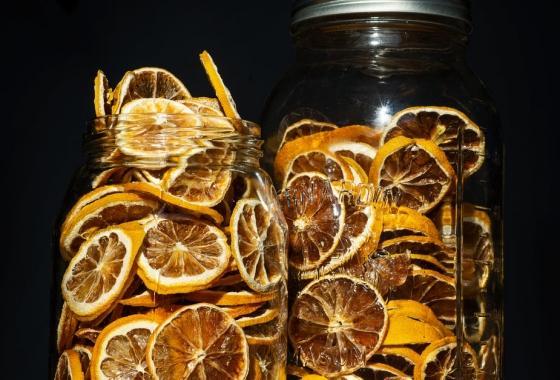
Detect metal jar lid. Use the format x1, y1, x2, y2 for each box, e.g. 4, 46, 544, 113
292, 0, 470, 25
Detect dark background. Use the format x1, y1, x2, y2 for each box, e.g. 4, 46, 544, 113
2, 0, 555, 378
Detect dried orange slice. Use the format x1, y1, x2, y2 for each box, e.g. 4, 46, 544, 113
300, 200, 382, 279
236, 306, 279, 328
382, 106, 485, 176
199, 50, 241, 121
90, 167, 131, 189
147, 303, 249, 379
244, 317, 283, 345
62, 221, 145, 320
182, 288, 276, 305
384, 300, 451, 346
72, 345, 92, 380
248, 344, 284, 380
369, 137, 455, 213
479, 335, 499, 379
181, 97, 224, 116
230, 198, 285, 292
90, 314, 159, 380
136, 214, 230, 294
60, 192, 159, 260
279, 172, 345, 271
391, 269, 456, 329
463, 204, 494, 291
414, 336, 479, 380
54, 349, 85, 380
57, 303, 78, 353
222, 302, 265, 319
330, 140, 378, 174
111, 67, 191, 114
93, 70, 111, 117
334, 252, 410, 296
288, 275, 388, 377
160, 146, 234, 207
381, 205, 440, 241
341, 156, 369, 184
369, 346, 422, 377
356, 363, 411, 379
279, 118, 338, 148
381, 235, 454, 273
74, 328, 100, 345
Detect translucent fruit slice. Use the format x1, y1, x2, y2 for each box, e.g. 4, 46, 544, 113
381, 106, 485, 177
146, 303, 249, 379
111, 67, 191, 114
59, 192, 159, 260
180, 97, 224, 116
136, 214, 230, 294
330, 140, 378, 174
381, 205, 440, 242
54, 349, 85, 380
93, 70, 111, 117
300, 200, 382, 280
369, 137, 455, 213
160, 146, 234, 207
61, 222, 145, 320
288, 275, 388, 377
391, 269, 456, 329
279, 172, 345, 271
199, 51, 241, 121
182, 288, 276, 305
248, 344, 284, 380
414, 336, 479, 380
369, 346, 422, 377
90, 314, 159, 380
381, 235, 454, 273
230, 198, 285, 292
341, 156, 369, 184
279, 118, 338, 148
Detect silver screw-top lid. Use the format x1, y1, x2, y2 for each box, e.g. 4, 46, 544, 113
292, 0, 470, 25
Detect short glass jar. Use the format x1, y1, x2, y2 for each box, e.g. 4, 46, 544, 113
262, 1, 502, 378
50, 114, 288, 380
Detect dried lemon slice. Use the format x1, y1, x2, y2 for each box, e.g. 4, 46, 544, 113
54, 349, 85, 380
381, 235, 455, 273
414, 336, 479, 380
330, 140, 378, 174
230, 198, 285, 292
57, 303, 78, 353
146, 303, 249, 380
93, 70, 111, 117
381, 205, 440, 242
136, 214, 230, 294
279, 172, 345, 271
279, 118, 338, 148
111, 67, 191, 114
61, 221, 145, 320
370, 137, 455, 213
182, 288, 276, 305
90, 314, 159, 380
59, 192, 159, 260
382, 106, 485, 177
369, 346, 421, 377
288, 275, 388, 377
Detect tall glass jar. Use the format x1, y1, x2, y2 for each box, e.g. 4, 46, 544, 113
50, 114, 288, 379
262, 1, 502, 379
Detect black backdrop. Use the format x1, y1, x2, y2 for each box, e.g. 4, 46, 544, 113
2, 1, 556, 378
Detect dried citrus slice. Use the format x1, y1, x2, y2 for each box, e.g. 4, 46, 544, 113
60, 192, 159, 260
381, 205, 440, 241
279, 119, 337, 148
334, 252, 410, 296
90, 167, 131, 189
279, 172, 345, 271
384, 300, 451, 345
181, 97, 224, 116
463, 296, 487, 344
57, 303, 79, 353
479, 335, 499, 379
463, 204, 494, 291
121, 182, 224, 224
182, 288, 276, 305
111, 67, 191, 114
288, 275, 388, 377
94, 70, 111, 117
160, 146, 234, 207
288, 364, 312, 377
230, 198, 285, 292
248, 344, 284, 380
369, 137, 455, 213
244, 317, 282, 345
90, 314, 159, 380
330, 140, 378, 174
341, 156, 369, 184
147, 303, 249, 379
356, 363, 410, 379
72, 345, 92, 380
236, 306, 279, 328
136, 214, 230, 294
369, 346, 422, 377
55, 349, 85, 380
391, 269, 456, 329
414, 336, 479, 380
381, 235, 454, 273
62, 221, 145, 320
222, 302, 265, 319
74, 328, 100, 345
300, 200, 382, 279
381, 106, 485, 176
199, 50, 241, 121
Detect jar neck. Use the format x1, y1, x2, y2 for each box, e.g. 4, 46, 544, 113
292, 14, 468, 72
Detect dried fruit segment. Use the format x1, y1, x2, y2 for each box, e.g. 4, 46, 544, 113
414, 336, 478, 380
54, 349, 85, 380
279, 119, 337, 148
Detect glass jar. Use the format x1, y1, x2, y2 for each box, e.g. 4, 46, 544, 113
262, 1, 502, 379
50, 114, 288, 380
